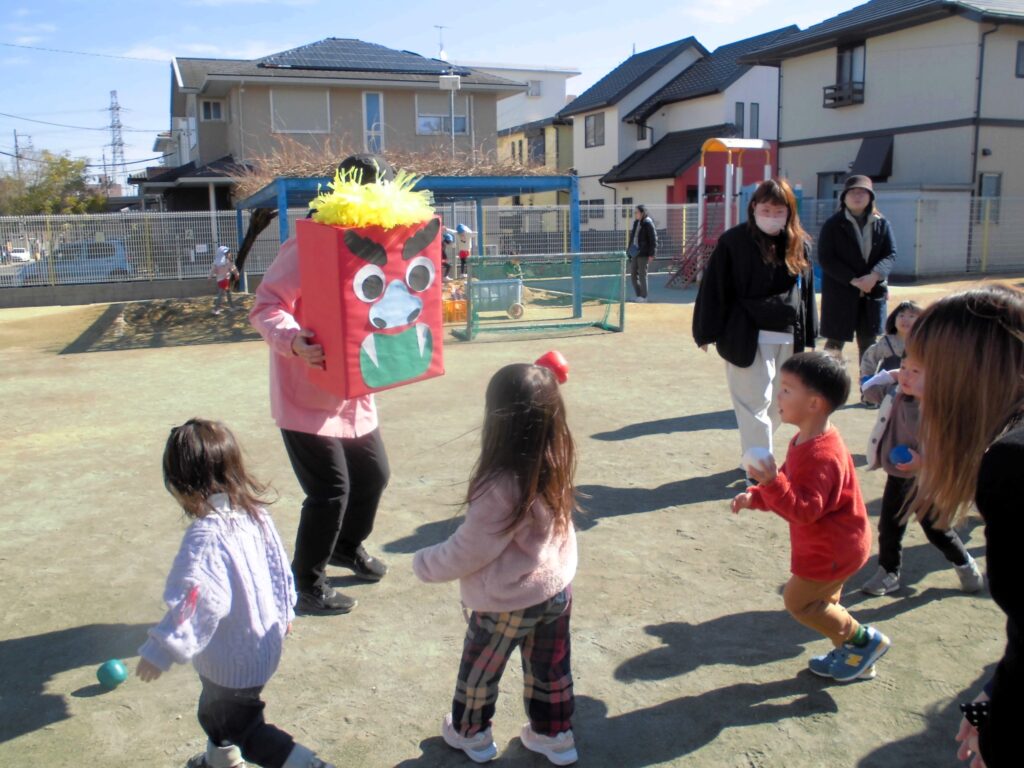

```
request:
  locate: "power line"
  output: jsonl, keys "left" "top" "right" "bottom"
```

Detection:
{"left": 0, "top": 41, "right": 166, "bottom": 62}
{"left": 0, "top": 111, "right": 162, "bottom": 133}
{"left": 0, "top": 149, "right": 174, "bottom": 168}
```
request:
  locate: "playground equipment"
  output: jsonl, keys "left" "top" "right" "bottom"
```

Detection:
{"left": 667, "top": 138, "right": 774, "bottom": 289}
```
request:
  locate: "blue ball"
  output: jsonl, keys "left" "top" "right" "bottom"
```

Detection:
{"left": 889, "top": 445, "right": 913, "bottom": 465}
{"left": 97, "top": 659, "right": 128, "bottom": 689}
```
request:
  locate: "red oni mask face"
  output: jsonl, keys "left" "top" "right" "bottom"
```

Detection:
{"left": 296, "top": 216, "right": 444, "bottom": 399}
{"left": 343, "top": 218, "right": 441, "bottom": 390}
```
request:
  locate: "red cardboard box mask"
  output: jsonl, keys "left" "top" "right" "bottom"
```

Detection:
{"left": 296, "top": 216, "right": 445, "bottom": 399}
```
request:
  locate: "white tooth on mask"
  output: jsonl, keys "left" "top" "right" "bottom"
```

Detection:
{"left": 416, "top": 324, "right": 428, "bottom": 356}
{"left": 361, "top": 334, "right": 379, "bottom": 367}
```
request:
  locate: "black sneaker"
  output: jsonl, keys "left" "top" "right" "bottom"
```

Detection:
{"left": 329, "top": 545, "right": 389, "bottom": 582}
{"left": 295, "top": 586, "right": 356, "bottom": 615}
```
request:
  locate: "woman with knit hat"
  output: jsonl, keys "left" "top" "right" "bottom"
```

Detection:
{"left": 817, "top": 175, "right": 897, "bottom": 362}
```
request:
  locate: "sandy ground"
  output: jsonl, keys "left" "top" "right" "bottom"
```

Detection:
{"left": 0, "top": 274, "right": 1017, "bottom": 768}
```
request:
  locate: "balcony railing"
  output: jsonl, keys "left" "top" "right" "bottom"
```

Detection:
{"left": 823, "top": 81, "right": 865, "bottom": 108}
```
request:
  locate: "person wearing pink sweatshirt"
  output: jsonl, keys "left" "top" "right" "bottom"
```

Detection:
{"left": 249, "top": 155, "right": 393, "bottom": 617}
{"left": 414, "top": 361, "right": 579, "bottom": 766}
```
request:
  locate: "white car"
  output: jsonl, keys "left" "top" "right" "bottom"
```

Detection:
{"left": 9, "top": 247, "right": 31, "bottom": 263}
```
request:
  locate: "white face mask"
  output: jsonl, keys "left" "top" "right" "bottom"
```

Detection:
{"left": 754, "top": 214, "right": 788, "bottom": 236}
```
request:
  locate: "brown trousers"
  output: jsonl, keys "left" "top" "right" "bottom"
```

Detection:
{"left": 783, "top": 575, "right": 860, "bottom": 647}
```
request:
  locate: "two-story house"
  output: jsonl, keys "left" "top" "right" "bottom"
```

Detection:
{"left": 557, "top": 29, "right": 796, "bottom": 226}
{"left": 741, "top": 0, "right": 1024, "bottom": 201}
{"left": 137, "top": 38, "right": 524, "bottom": 210}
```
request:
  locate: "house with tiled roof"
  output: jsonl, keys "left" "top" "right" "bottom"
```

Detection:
{"left": 137, "top": 37, "right": 525, "bottom": 209}
{"left": 741, "top": 0, "right": 1024, "bottom": 201}
{"left": 556, "top": 29, "right": 797, "bottom": 224}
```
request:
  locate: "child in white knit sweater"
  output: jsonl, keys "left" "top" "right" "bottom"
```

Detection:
{"left": 137, "top": 419, "right": 335, "bottom": 768}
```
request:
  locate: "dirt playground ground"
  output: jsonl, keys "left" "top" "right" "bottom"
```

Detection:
{"left": 0, "top": 275, "right": 1018, "bottom": 767}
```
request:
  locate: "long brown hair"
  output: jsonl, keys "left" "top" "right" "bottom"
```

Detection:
{"left": 746, "top": 177, "right": 811, "bottom": 276}
{"left": 468, "top": 363, "right": 576, "bottom": 534}
{"left": 906, "top": 285, "right": 1024, "bottom": 527}
{"left": 163, "top": 418, "right": 275, "bottom": 520}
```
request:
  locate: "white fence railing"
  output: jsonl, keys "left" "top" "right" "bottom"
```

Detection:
{"left": 1, "top": 195, "right": 1021, "bottom": 288}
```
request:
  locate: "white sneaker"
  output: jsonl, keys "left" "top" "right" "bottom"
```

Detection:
{"left": 520, "top": 724, "right": 578, "bottom": 765}
{"left": 955, "top": 557, "right": 985, "bottom": 592}
{"left": 860, "top": 566, "right": 900, "bottom": 596}
{"left": 441, "top": 713, "right": 497, "bottom": 763}
{"left": 634, "top": 297, "right": 646, "bottom": 303}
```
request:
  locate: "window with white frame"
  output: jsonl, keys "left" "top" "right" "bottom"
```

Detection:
{"left": 201, "top": 100, "right": 224, "bottom": 121}
{"left": 979, "top": 172, "right": 1002, "bottom": 223}
{"left": 527, "top": 80, "right": 542, "bottom": 97}
{"left": 271, "top": 89, "right": 330, "bottom": 133}
{"left": 750, "top": 103, "right": 760, "bottom": 139}
{"left": 364, "top": 92, "right": 384, "bottom": 152}
{"left": 585, "top": 113, "right": 605, "bottom": 148}
{"left": 416, "top": 93, "right": 467, "bottom": 135}
{"left": 621, "top": 196, "right": 633, "bottom": 219}
{"left": 1017, "top": 41, "right": 1024, "bottom": 77}
{"left": 734, "top": 102, "right": 745, "bottom": 137}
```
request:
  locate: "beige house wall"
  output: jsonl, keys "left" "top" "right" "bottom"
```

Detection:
{"left": 779, "top": 16, "right": 978, "bottom": 142}
{"left": 224, "top": 84, "right": 498, "bottom": 162}
{"left": 978, "top": 126, "right": 1024, "bottom": 197}
{"left": 980, "top": 28, "right": 1024, "bottom": 120}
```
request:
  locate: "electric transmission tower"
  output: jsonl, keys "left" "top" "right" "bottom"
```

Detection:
{"left": 108, "top": 90, "right": 126, "bottom": 191}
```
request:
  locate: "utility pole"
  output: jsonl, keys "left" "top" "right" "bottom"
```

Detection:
{"left": 108, "top": 90, "right": 126, "bottom": 192}
{"left": 12, "top": 130, "right": 21, "bottom": 180}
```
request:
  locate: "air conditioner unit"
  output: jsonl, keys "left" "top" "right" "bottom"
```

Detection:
{"left": 439, "top": 75, "right": 461, "bottom": 91}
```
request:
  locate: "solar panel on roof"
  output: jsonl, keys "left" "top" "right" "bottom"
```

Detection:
{"left": 258, "top": 38, "right": 469, "bottom": 75}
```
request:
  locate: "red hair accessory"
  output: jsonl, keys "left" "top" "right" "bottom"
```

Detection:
{"left": 535, "top": 350, "right": 569, "bottom": 384}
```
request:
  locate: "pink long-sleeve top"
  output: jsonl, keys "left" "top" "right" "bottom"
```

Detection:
{"left": 249, "top": 237, "right": 377, "bottom": 438}
{"left": 748, "top": 427, "right": 871, "bottom": 582}
{"left": 413, "top": 474, "right": 578, "bottom": 612}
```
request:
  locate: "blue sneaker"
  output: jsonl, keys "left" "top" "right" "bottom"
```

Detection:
{"left": 807, "top": 649, "right": 876, "bottom": 680}
{"left": 829, "top": 627, "right": 890, "bottom": 682}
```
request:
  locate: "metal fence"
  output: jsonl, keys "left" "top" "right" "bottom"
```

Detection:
{"left": 2, "top": 195, "right": 1022, "bottom": 288}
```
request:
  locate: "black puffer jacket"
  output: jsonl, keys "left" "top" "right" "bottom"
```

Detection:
{"left": 817, "top": 210, "right": 896, "bottom": 341}
{"left": 629, "top": 216, "right": 658, "bottom": 258}
{"left": 693, "top": 223, "right": 817, "bottom": 368}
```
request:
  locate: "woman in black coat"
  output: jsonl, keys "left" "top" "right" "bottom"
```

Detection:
{"left": 693, "top": 178, "right": 817, "bottom": 465}
{"left": 817, "top": 175, "right": 897, "bottom": 362}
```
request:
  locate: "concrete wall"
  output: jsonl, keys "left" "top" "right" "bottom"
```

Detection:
{"left": 0, "top": 278, "right": 231, "bottom": 310}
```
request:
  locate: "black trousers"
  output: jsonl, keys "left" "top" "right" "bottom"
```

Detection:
{"left": 198, "top": 677, "right": 294, "bottom": 768}
{"left": 825, "top": 296, "right": 884, "bottom": 363}
{"left": 877, "top": 474, "right": 970, "bottom": 574}
{"left": 281, "top": 427, "right": 390, "bottom": 593}
{"left": 630, "top": 255, "right": 649, "bottom": 299}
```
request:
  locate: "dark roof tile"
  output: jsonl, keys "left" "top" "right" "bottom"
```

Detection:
{"left": 625, "top": 27, "right": 798, "bottom": 123}
{"left": 558, "top": 37, "right": 707, "bottom": 118}
{"left": 602, "top": 123, "right": 738, "bottom": 183}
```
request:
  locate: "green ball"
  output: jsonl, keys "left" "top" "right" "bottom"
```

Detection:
{"left": 97, "top": 659, "right": 128, "bottom": 689}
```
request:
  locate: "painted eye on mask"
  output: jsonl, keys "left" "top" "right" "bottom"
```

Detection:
{"left": 405, "top": 256, "right": 435, "bottom": 293}
{"left": 353, "top": 264, "right": 385, "bottom": 303}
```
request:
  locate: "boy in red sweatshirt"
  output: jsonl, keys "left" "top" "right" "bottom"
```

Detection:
{"left": 732, "top": 351, "right": 890, "bottom": 682}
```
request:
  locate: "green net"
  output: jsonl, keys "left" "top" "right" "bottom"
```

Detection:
{"left": 445, "top": 253, "right": 626, "bottom": 341}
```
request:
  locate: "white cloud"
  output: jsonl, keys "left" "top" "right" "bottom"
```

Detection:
{"left": 6, "top": 21, "right": 57, "bottom": 34}
{"left": 13, "top": 35, "right": 42, "bottom": 45}
{"left": 123, "top": 39, "right": 291, "bottom": 61}
{"left": 13, "top": 8, "right": 31, "bottom": 17}
{"left": 0, "top": 56, "right": 29, "bottom": 66}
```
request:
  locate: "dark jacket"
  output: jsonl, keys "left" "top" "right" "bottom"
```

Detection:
{"left": 817, "top": 210, "right": 896, "bottom": 341}
{"left": 628, "top": 216, "right": 658, "bottom": 258}
{"left": 976, "top": 421, "right": 1024, "bottom": 767}
{"left": 692, "top": 223, "right": 817, "bottom": 368}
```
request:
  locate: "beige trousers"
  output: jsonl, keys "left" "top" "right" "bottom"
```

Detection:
{"left": 783, "top": 575, "right": 861, "bottom": 647}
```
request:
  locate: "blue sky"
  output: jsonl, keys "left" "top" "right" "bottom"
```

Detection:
{"left": 1, "top": 0, "right": 855, "bottom": 183}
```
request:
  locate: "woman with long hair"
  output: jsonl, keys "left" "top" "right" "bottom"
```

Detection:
{"left": 904, "top": 285, "right": 1024, "bottom": 768}
{"left": 693, "top": 178, "right": 818, "bottom": 469}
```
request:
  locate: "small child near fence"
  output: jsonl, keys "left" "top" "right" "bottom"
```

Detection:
{"left": 209, "top": 246, "right": 239, "bottom": 315}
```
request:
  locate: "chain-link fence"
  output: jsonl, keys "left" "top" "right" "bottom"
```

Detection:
{"left": 2, "top": 196, "right": 1022, "bottom": 290}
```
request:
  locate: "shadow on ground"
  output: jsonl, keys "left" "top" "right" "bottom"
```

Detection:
{"left": 576, "top": 468, "right": 742, "bottom": 529}
{"left": 60, "top": 297, "right": 258, "bottom": 354}
{"left": 0, "top": 622, "right": 151, "bottom": 743}
{"left": 591, "top": 409, "right": 737, "bottom": 441}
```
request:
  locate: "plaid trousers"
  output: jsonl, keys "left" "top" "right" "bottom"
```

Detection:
{"left": 451, "top": 586, "right": 574, "bottom": 738}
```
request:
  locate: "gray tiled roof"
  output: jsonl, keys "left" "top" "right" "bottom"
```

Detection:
{"left": 602, "top": 123, "right": 738, "bottom": 183}
{"left": 624, "top": 27, "right": 799, "bottom": 124}
{"left": 558, "top": 37, "right": 708, "bottom": 118}
{"left": 741, "top": 0, "right": 1024, "bottom": 64}
{"left": 175, "top": 39, "right": 523, "bottom": 90}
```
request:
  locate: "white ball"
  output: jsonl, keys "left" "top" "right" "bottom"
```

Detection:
{"left": 742, "top": 447, "right": 774, "bottom": 474}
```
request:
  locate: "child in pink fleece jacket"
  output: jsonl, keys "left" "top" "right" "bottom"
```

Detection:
{"left": 414, "top": 360, "right": 579, "bottom": 766}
